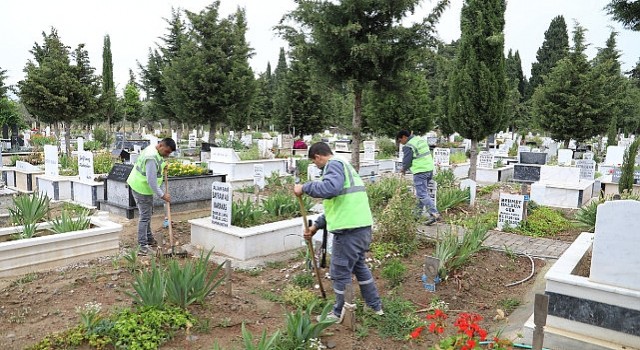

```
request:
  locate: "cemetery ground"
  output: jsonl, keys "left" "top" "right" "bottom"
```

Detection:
{"left": 0, "top": 184, "right": 587, "bottom": 350}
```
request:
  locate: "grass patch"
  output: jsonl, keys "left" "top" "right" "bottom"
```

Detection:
{"left": 361, "top": 296, "right": 423, "bottom": 340}
{"left": 506, "top": 206, "right": 574, "bottom": 237}
{"left": 498, "top": 298, "right": 521, "bottom": 314}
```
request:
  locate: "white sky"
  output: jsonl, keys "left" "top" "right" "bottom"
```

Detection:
{"left": 1, "top": 0, "right": 638, "bottom": 94}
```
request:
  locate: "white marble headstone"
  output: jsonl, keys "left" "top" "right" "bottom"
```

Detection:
{"left": 241, "top": 134, "right": 253, "bottom": 147}
{"left": 557, "top": 149, "right": 573, "bottom": 166}
{"left": 539, "top": 165, "right": 580, "bottom": 184}
{"left": 497, "top": 193, "right": 525, "bottom": 230}
{"left": 253, "top": 164, "right": 265, "bottom": 190}
{"left": 590, "top": 200, "right": 640, "bottom": 290}
{"left": 211, "top": 182, "right": 232, "bottom": 227}
{"left": 459, "top": 179, "right": 476, "bottom": 206}
{"left": 210, "top": 148, "right": 240, "bottom": 162}
{"left": 433, "top": 148, "right": 450, "bottom": 166}
{"left": 575, "top": 159, "right": 596, "bottom": 180}
{"left": 78, "top": 151, "right": 94, "bottom": 182}
{"left": 604, "top": 145, "right": 625, "bottom": 165}
{"left": 477, "top": 151, "right": 494, "bottom": 169}
{"left": 44, "top": 145, "right": 59, "bottom": 177}
{"left": 363, "top": 141, "right": 376, "bottom": 162}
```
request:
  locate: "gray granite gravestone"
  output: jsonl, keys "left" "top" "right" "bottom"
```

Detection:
{"left": 519, "top": 151, "right": 547, "bottom": 165}
{"left": 513, "top": 164, "right": 541, "bottom": 183}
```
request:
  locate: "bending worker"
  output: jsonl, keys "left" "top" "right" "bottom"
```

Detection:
{"left": 294, "top": 142, "right": 383, "bottom": 323}
{"left": 126, "top": 138, "right": 176, "bottom": 255}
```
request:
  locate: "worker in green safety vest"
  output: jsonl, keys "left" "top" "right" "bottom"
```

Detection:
{"left": 397, "top": 130, "right": 441, "bottom": 225}
{"left": 294, "top": 142, "right": 383, "bottom": 323}
{"left": 127, "top": 138, "right": 176, "bottom": 255}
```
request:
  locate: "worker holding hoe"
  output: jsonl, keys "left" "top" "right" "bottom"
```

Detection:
{"left": 294, "top": 142, "right": 383, "bottom": 323}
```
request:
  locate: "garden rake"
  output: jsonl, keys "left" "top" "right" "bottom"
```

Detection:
{"left": 297, "top": 194, "right": 326, "bottom": 299}
{"left": 162, "top": 168, "right": 187, "bottom": 258}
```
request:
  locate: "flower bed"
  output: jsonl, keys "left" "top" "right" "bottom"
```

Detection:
{"left": 0, "top": 214, "right": 122, "bottom": 278}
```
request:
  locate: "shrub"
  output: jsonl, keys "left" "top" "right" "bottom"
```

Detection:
{"left": 366, "top": 176, "right": 412, "bottom": 213}
{"left": 282, "top": 285, "right": 318, "bottom": 309}
{"left": 374, "top": 186, "right": 419, "bottom": 256}
{"left": 377, "top": 138, "right": 398, "bottom": 159}
{"left": 93, "top": 127, "right": 113, "bottom": 148}
{"left": 509, "top": 206, "right": 573, "bottom": 237}
{"left": 433, "top": 168, "right": 455, "bottom": 189}
{"left": 93, "top": 152, "right": 116, "bottom": 174}
{"left": 619, "top": 138, "right": 640, "bottom": 194}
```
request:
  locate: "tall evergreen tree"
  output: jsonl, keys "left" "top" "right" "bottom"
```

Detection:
{"left": 122, "top": 69, "right": 143, "bottom": 130}
{"left": 532, "top": 23, "right": 607, "bottom": 146}
{"left": 278, "top": 0, "right": 450, "bottom": 170}
{"left": 271, "top": 48, "right": 289, "bottom": 125}
{"left": 363, "top": 68, "right": 433, "bottom": 137}
{"left": 101, "top": 35, "right": 117, "bottom": 130}
{"left": 606, "top": 0, "right": 640, "bottom": 31}
{"left": 250, "top": 63, "right": 274, "bottom": 130}
{"left": 18, "top": 28, "right": 100, "bottom": 154}
{"left": 505, "top": 49, "right": 528, "bottom": 134}
{"left": 139, "top": 8, "right": 185, "bottom": 132}
{"left": 432, "top": 41, "right": 458, "bottom": 136}
{"left": 447, "top": 0, "right": 507, "bottom": 180}
{"left": 163, "top": 2, "right": 256, "bottom": 141}
{"left": 526, "top": 16, "right": 569, "bottom": 99}
{"left": 592, "top": 31, "right": 625, "bottom": 143}
{"left": 274, "top": 54, "right": 326, "bottom": 137}
{"left": 0, "top": 67, "right": 8, "bottom": 98}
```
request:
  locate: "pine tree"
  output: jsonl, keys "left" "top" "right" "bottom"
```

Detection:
{"left": 606, "top": 0, "right": 640, "bottom": 31}
{"left": 447, "top": 0, "right": 508, "bottom": 180}
{"left": 278, "top": 0, "right": 450, "bottom": 170}
{"left": 526, "top": 16, "right": 569, "bottom": 99}
{"left": 532, "top": 23, "right": 607, "bottom": 146}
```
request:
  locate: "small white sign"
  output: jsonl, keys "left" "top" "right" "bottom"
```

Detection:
{"left": 460, "top": 179, "right": 476, "bottom": 206}
{"left": 211, "top": 182, "right": 232, "bottom": 227}
{"left": 78, "top": 151, "right": 94, "bottom": 182}
{"left": 477, "top": 151, "right": 494, "bottom": 169}
{"left": 44, "top": 145, "right": 59, "bottom": 177}
{"left": 253, "top": 164, "right": 265, "bottom": 189}
{"left": 497, "top": 193, "right": 525, "bottom": 230}
{"left": 188, "top": 134, "right": 197, "bottom": 148}
{"left": 433, "top": 148, "right": 450, "bottom": 166}
{"left": 172, "top": 131, "right": 178, "bottom": 143}
{"left": 281, "top": 134, "right": 293, "bottom": 149}
{"left": 76, "top": 137, "right": 84, "bottom": 152}
{"left": 363, "top": 141, "right": 376, "bottom": 162}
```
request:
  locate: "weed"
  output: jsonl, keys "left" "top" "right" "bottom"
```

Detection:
{"left": 292, "top": 272, "right": 315, "bottom": 288}
{"left": 499, "top": 298, "right": 521, "bottom": 314}
{"left": 122, "top": 247, "right": 140, "bottom": 272}
{"left": 436, "top": 187, "right": 470, "bottom": 212}
{"left": 10, "top": 273, "right": 38, "bottom": 287}
{"left": 258, "top": 289, "right": 283, "bottom": 303}
{"left": 241, "top": 322, "right": 281, "bottom": 350}
{"left": 217, "top": 317, "right": 231, "bottom": 328}
{"left": 380, "top": 259, "right": 407, "bottom": 288}
{"left": 280, "top": 302, "right": 335, "bottom": 349}
{"left": 51, "top": 208, "right": 91, "bottom": 234}
{"left": 265, "top": 260, "right": 287, "bottom": 269}
{"left": 238, "top": 267, "right": 263, "bottom": 277}
{"left": 510, "top": 206, "right": 573, "bottom": 237}
{"left": 503, "top": 245, "right": 518, "bottom": 261}
{"left": 433, "top": 168, "right": 455, "bottom": 189}
{"left": 362, "top": 296, "right": 422, "bottom": 340}
{"left": 282, "top": 285, "right": 318, "bottom": 309}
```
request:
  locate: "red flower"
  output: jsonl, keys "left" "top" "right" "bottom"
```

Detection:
{"left": 410, "top": 326, "right": 425, "bottom": 339}
{"left": 436, "top": 326, "right": 444, "bottom": 334}
{"left": 467, "top": 339, "right": 476, "bottom": 348}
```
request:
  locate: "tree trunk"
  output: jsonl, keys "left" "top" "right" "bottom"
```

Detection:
{"left": 64, "top": 123, "right": 72, "bottom": 156}
{"left": 208, "top": 119, "right": 216, "bottom": 144}
{"left": 351, "top": 87, "right": 363, "bottom": 172}
{"left": 469, "top": 139, "right": 479, "bottom": 181}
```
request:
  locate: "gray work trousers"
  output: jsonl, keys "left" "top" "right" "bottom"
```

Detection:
{"left": 330, "top": 226, "right": 382, "bottom": 316}
{"left": 131, "top": 190, "right": 154, "bottom": 246}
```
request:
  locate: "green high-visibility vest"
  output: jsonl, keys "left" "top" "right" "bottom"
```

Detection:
{"left": 405, "top": 136, "right": 434, "bottom": 173}
{"left": 126, "top": 145, "right": 166, "bottom": 195}
{"left": 323, "top": 158, "right": 373, "bottom": 231}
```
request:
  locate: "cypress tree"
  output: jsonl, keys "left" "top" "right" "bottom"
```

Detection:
{"left": 447, "top": 0, "right": 507, "bottom": 180}
{"left": 619, "top": 138, "right": 640, "bottom": 194}
{"left": 101, "top": 34, "right": 117, "bottom": 131}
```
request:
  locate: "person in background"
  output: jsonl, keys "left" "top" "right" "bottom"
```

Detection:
{"left": 396, "top": 130, "right": 441, "bottom": 225}
{"left": 126, "top": 138, "right": 176, "bottom": 255}
{"left": 294, "top": 142, "right": 383, "bottom": 323}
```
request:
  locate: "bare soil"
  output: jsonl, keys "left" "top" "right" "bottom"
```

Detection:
{"left": 0, "top": 206, "right": 561, "bottom": 350}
